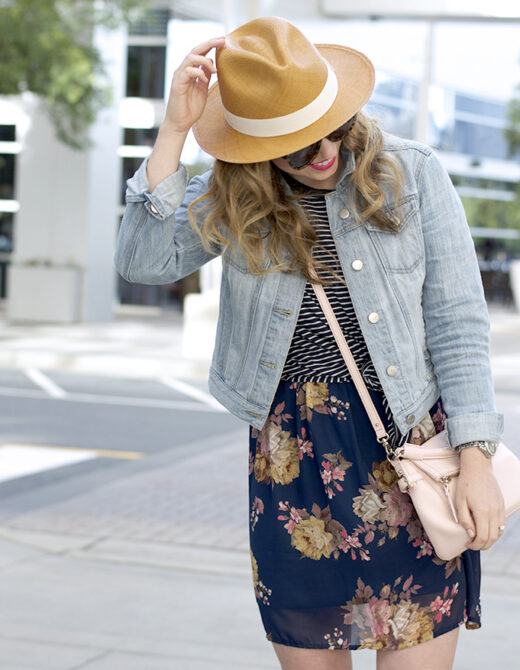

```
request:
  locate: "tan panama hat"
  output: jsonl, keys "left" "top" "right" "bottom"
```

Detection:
{"left": 193, "top": 16, "right": 375, "bottom": 164}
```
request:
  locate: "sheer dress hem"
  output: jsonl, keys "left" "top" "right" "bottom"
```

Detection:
{"left": 267, "top": 616, "right": 472, "bottom": 651}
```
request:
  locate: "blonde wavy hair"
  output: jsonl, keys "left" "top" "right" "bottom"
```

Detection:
{"left": 188, "top": 111, "right": 404, "bottom": 285}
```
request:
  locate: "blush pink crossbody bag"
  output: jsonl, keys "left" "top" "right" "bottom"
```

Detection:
{"left": 310, "top": 275, "right": 520, "bottom": 561}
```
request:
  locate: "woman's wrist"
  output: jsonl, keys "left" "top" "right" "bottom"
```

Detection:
{"left": 459, "top": 446, "right": 493, "bottom": 468}
{"left": 159, "top": 118, "right": 190, "bottom": 139}
{"left": 146, "top": 123, "right": 189, "bottom": 192}
{"left": 455, "top": 440, "right": 498, "bottom": 459}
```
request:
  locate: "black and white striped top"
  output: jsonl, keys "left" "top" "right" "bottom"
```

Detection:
{"left": 280, "top": 187, "right": 409, "bottom": 449}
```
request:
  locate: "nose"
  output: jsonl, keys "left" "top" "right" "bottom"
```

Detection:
{"left": 316, "top": 138, "right": 338, "bottom": 158}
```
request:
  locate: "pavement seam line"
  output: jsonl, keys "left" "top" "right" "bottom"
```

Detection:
{"left": 0, "top": 443, "right": 144, "bottom": 460}
{"left": 22, "top": 366, "right": 67, "bottom": 398}
{"left": 0, "top": 385, "right": 224, "bottom": 411}
{"left": 159, "top": 374, "right": 226, "bottom": 410}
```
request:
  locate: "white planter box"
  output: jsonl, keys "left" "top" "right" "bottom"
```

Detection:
{"left": 7, "top": 265, "right": 81, "bottom": 323}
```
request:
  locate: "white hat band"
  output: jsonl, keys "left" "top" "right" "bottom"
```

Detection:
{"left": 222, "top": 62, "right": 339, "bottom": 138}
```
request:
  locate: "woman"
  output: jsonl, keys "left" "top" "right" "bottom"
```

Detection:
{"left": 115, "top": 16, "right": 505, "bottom": 670}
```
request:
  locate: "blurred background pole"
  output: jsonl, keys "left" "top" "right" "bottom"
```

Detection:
{"left": 415, "top": 19, "right": 434, "bottom": 144}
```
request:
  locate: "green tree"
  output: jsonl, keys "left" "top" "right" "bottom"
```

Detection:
{"left": 0, "top": 0, "right": 150, "bottom": 149}
{"left": 505, "top": 81, "right": 520, "bottom": 157}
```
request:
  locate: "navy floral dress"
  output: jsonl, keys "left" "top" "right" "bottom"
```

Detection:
{"left": 247, "top": 185, "right": 481, "bottom": 651}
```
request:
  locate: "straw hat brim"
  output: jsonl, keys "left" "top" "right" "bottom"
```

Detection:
{"left": 192, "top": 44, "right": 375, "bottom": 164}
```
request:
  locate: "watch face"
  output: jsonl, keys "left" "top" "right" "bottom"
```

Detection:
{"left": 488, "top": 442, "right": 498, "bottom": 455}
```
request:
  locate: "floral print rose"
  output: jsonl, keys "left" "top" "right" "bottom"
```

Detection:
{"left": 278, "top": 501, "right": 374, "bottom": 562}
{"left": 268, "top": 424, "right": 300, "bottom": 485}
{"left": 338, "top": 576, "right": 435, "bottom": 650}
{"left": 291, "top": 515, "right": 335, "bottom": 560}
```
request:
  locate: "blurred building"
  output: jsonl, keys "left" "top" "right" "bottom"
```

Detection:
{"left": 1, "top": 1, "right": 520, "bottom": 320}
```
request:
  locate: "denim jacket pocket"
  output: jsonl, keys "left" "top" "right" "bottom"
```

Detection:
{"left": 365, "top": 194, "right": 424, "bottom": 273}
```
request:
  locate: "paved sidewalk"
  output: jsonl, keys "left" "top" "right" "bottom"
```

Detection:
{"left": 0, "top": 303, "right": 519, "bottom": 668}
{"left": 0, "top": 306, "right": 210, "bottom": 381}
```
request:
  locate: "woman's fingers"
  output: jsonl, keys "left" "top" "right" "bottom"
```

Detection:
{"left": 174, "top": 45, "right": 222, "bottom": 92}
{"left": 457, "top": 498, "right": 476, "bottom": 547}
{"left": 184, "top": 53, "right": 217, "bottom": 74}
{"left": 457, "top": 457, "right": 505, "bottom": 552}
{"left": 191, "top": 36, "right": 226, "bottom": 57}
{"left": 466, "top": 504, "right": 490, "bottom": 550}
{"left": 466, "top": 504, "right": 503, "bottom": 550}
{"left": 487, "top": 515, "right": 501, "bottom": 549}
{"left": 175, "top": 57, "right": 214, "bottom": 89}
{"left": 466, "top": 488, "right": 505, "bottom": 550}
{"left": 162, "top": 36, "right": 225, "bottom": 132}
{"left": 482, "top": 502, "right": 505, "bottom": 550}
{"left": 183, "top": 66, "right": 210, "bottom": 85}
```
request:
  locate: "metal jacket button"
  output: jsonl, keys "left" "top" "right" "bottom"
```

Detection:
{"left": 352, "top": 259, "right": 363, "bottom": 271}
{"left": 368, "top": 312, "right": 379, "bottom": 323}
{"left": 386, "top": 365, "right": 398, "bottom": 376}
{"left": 339, "top": 207, "right": 350, "bottom": 219}
{"left": 150, "top": 204, "right": 159, "bottom": 214}
{"left": 406, "top": 414, "right": 415, "bottom": 424}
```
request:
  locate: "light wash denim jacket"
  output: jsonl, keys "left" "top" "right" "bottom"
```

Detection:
{"left": 114, "top": 134, "right": 504, "bottom": 447}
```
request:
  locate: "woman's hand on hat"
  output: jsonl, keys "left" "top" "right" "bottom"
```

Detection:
{"left": 163, "top": 37, "right": 226, "bottom": 134}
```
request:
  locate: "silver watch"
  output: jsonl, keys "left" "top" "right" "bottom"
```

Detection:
{"left": 455, "top": 440, "right": 498, "bottom": 458}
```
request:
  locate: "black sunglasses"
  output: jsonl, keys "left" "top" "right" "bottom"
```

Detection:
{"left": 283, "top": 114, "right": 358, "bottom": 170}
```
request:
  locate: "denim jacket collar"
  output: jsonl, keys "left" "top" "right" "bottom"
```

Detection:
{"left": 336, "top": 143, "right": 356, "bottom": 188}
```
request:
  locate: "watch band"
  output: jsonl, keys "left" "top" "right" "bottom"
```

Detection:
{"left": 455, "top": 440, "right": 498, "bottom": 458}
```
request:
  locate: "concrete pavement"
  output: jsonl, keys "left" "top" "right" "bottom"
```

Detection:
{"left": 0, "top": 306, "right": 208, "bottom": 382}
{"left": 0, "top": 303, "right": 519, "bottom": 669}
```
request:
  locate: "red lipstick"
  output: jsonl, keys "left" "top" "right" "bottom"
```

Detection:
{"left": 309, "top": 156, "right": 336, "bottom": 171}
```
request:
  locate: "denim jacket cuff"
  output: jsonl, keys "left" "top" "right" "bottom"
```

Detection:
{"left": 445, "top": 411, "right": 505, "bottom": 448}
{"left": 125, "top": 156, "right": 190, "bottom": 220}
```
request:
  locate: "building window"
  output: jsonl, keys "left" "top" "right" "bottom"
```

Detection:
{"left": 0, "top": 211, "right": 13, "bottom": 253}
{"left": 374, "top": 78, "right": 419, "bottom": 104}
{"left": 128, "top": 8, "right": 170, "bottom": 37}
{"left": 0, "top": 123, "right": 16, "bottom": 200}
{"left": 0, "top": 212, "right": 13, "bottom": 299}
{"left": 123, "top": 127, "right": 159, "bottom": 147}
{"left": 126, "top": 46, "right": 166, "bottom": 98}
{"left": 0, "top": 125, "right": 15, "bottom": 142}
{"left": 0, "top": 154, "right": 15, "bottom": 200}
{"left": 439, "top": 120, "right": 510, "bottom": 161}
{"left": 367, "top": 75, "right": 418, "bottom": 139}
{"left": 366, "top": 101, "right": 416, "bottom": 140}
{"left": 455, "top": 94, "right": 505, "bottom": 120}
{"left": 0, "top": 123, "right": 16, "bottom": 299}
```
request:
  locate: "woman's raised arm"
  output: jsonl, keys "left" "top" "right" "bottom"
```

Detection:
{"left": 146, "top": 36, "right": 225, "bottom": 191}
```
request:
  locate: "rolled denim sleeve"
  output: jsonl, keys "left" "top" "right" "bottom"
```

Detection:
{"left": 418, "top": 149, "right": 504, "bottom": 447}
{"left": 114, "top": 156, "right": 221, "bottom": 284}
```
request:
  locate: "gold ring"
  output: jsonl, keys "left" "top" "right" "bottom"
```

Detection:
{"left": 498, "top": 524, "right": 505, "bottom": 532}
